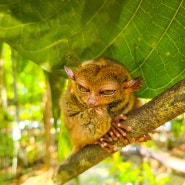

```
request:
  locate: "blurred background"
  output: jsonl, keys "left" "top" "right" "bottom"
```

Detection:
{"left": 0, "top": 43, "right": 185, "bottom": 185}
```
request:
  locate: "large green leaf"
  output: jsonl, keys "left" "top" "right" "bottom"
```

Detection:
{"left": 0, "top": 0, "right": 184, "bottom": 98}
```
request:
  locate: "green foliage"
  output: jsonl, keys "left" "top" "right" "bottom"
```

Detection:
{"left": 2, "top": 44, "right": 46, "bottom": 121}
{"left": 58, "top": 122, "right": 72, "bottom": 161}
{"left": 0, "top": 44, "right": 47, "bottom": 171}
{"left": 171, "top": 118, "right": 184, "bottom": 137}
{"left": 0, "top": 0, "right": 184, "bottom": 98}
{"left": 0, "top": 133, "right": 13, "bottom": 158}
{"left": 0, "top": 175, "right": 10, "bottom": 185}
{"left": 47, "top": 73, "right": 66, "bottom": 128}
{"left": 105, "top": 152, "right": 170, "bottom": 185}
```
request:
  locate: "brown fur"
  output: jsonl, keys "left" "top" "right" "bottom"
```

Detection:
{"left": 61, "top": 58, "right": 142, "bottom": 153}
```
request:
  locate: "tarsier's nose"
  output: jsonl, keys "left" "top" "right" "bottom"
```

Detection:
{"left": 87, "top": 95, "right": 99, "bottom": 108}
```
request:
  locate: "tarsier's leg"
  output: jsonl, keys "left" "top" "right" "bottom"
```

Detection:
{"left": 97, "top": 114, "right": 151, "bottom": 153}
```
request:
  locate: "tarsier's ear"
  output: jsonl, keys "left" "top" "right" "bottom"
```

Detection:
{"left": 125, "top": 76, "right": 142, "bottom": 92}
{"left": 64, "top": 66, "right": 75, "bottom": 80}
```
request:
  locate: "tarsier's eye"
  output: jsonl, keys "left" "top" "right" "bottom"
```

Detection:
{"left": 122, "top": 76, "right": 128, "bottom": 83}
{"left": 100, "top": 90, "right": 116, "bottom": 96}
{"left": 77, "top": 84, "right": 90, "bottom": 93}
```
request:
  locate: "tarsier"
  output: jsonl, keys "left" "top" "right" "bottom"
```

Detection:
{"left": 61, "top": 58, "right": 146, "bottom": 154}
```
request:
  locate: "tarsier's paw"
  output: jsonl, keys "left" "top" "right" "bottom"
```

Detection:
{"left": 95, "top": 114, "right": 134, "bottom": 153}
{"left": 97, "top": 132, "right": 151, "bottom": 153}
{"left": 110, "top": 122, "right": 152, "bottom": 144}
{"left": 110, "top": 114, "right": 152, "bottom": 144}
{"left": 96, "top": 139, "right": 116, "bottom": 153}
{"left": 96, "top": 130, "right": 135, "bottom": 153}
{"left": 96, "top": 114, "right": 152, "bottom": 153}
{"left": 107, "top": 114, "right": 134, "bottom": 144}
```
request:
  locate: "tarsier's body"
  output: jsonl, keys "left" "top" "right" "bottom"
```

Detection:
{"left": 61, "top": 58, "right": 142, "bottom": 153}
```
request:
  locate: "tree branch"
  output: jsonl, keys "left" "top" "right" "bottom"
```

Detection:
{"left": 53, "top": 78, "right": 185, "bottom": 185}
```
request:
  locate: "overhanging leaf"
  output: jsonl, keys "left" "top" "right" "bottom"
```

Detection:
{"left": 0, "top": 0, "right": 184, "bottom": 98}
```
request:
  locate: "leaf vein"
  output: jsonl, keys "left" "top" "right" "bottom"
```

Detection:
{"left": 98, "top": 0, "right": 143, "bottom": 56}
{"left": 132, "top": 0, "right": 184, "bottom": 74}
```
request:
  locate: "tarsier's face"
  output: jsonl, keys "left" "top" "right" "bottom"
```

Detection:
{"left": 66, "top": 58, "right": 132, "bottom": 108}
{"left": 74, "top": 77, "right": 123, "bottom": 108}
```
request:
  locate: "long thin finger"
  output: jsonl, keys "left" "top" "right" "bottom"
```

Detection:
{"left": 108, "top": 128, "right": 118, "bottom": 141}
{"left": 96, "top": 141, "right": 115, "bottom": 153}
{"left": 117, "top": 122, "right": 132, "bottom": 132}
{"left": 117, "top": 135, "right": 128, "bottom": 145}
{"left": 111, "top": 125, "right": 122, "bottom": 138}
{"left": 112, "top": 123, "right": 135, "bottom": 144}
{"left": 99, "top": 134, "right": 113, "bottom": 142}
{"left": 124, "top": 134, "right": 135, "bottom": 143}
{"left": 113, "top": 114, "right": 127, "bottom": 123}
{"left": 112, "top": 123, "right": 127, "bottom": 137}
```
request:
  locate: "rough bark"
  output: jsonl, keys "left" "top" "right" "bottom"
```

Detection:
{"left": 53, "top": 78, "right": 185, "bottom": 185}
